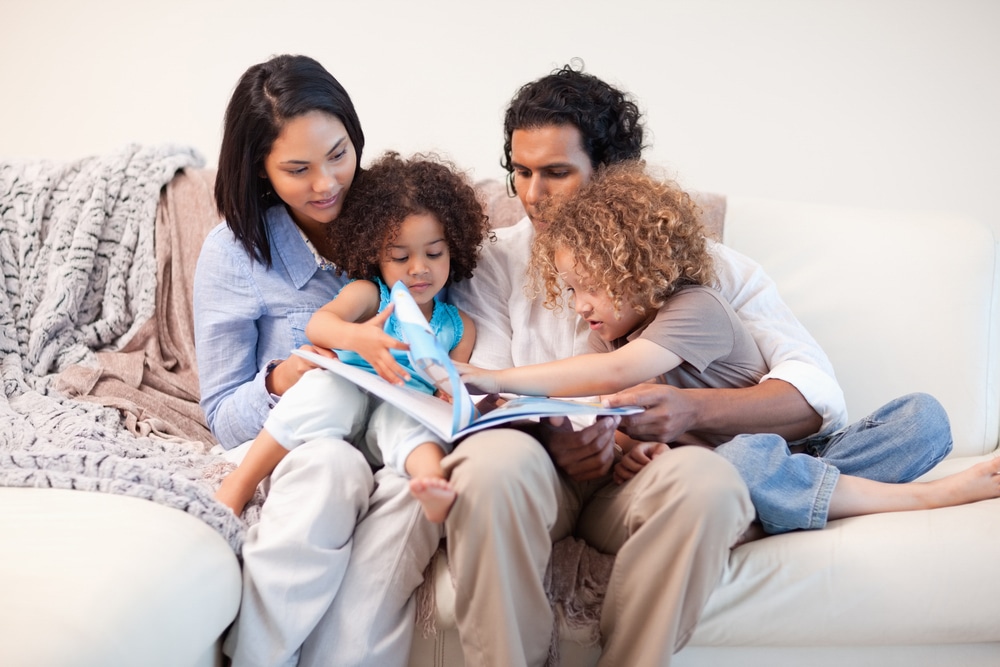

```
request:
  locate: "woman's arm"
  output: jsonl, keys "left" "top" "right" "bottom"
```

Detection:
{"left": 194, "top": 231, "right": 276, "bottom": 448}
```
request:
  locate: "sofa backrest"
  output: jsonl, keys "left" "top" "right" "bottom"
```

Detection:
{"left": 724, "top": 197, "right": 1000, "bottom": 458}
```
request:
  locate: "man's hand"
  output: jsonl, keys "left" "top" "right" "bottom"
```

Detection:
{"left": 265, "top": 344, "right": 339, "bottom": 396}
{"left": 474, "top": 393, "right": 507, "bottom": 415}
{"left": 603, "top": 383, "right": 697, "bottom": 444}
{"left": 538, "top": 414, "right": 621, "bottom": 482}
{"left": 605, "top": 379, "right": 823, "bottom": 443}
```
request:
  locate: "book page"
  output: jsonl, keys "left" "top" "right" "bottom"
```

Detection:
{"left": 389, "top": 281, "right": 477, "bottom": 433}
{"left": 293, "top": 350, "right": 459, "bottom": 442}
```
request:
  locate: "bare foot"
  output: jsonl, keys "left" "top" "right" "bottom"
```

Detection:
{"left": 409, "top": 476, "right": 457, "bottom": 523}
{"left": 927, "top": 456, "right": 1000, "bottom": 507}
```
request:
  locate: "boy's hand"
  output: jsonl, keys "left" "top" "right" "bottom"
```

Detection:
{"left": 455, "top": 361, "right": 502, "bottom": 395}
{"left": 613, "top": 442, "right": 669, "bottom": 484}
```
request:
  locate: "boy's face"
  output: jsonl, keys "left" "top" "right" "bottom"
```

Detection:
{"left": 379, "top": 212, "right": 450, "bottom": 318}
{"left": 554, "top": 247, "right": 644, "bottom": 343}
{"left": 510, "top": 124, "right": 593, "bottom": 226}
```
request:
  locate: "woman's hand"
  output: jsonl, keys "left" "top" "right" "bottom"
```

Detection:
{"left": 265, "top": 344, "right": 339, "bottom": 396}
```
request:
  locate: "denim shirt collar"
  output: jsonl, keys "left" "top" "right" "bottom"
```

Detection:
{"left": 266, "top": 206, "right": 322, "bottom": 289}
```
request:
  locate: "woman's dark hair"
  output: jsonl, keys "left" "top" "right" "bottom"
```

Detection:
{"left": 501, "top": 60, "right": 645, "bottom": 195}
{"left": 215, "top": 54, "right": 365, "bottom": 266}
{"left": 327, "top": 151, "right": 492, "bottom": 284}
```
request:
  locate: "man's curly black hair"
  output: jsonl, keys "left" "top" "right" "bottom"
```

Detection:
{"left": 501, "top": 60, "right": 646, "bottom": 194}
{"left": 326, "top": 151, "right": 492, "bottom": 283}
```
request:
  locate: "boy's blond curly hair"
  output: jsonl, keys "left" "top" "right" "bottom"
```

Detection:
{"left": 529, "top": 161, "right": 715, "bottom": 318}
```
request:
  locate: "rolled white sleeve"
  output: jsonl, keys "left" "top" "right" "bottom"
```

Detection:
{"left": 711, "top": 241, "right": 848, "bottom": 435}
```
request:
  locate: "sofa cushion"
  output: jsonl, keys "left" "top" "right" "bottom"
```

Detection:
{"left": 0, "top": 488, "right": 241, "bottom": 667}
{"left": 723, "top": 198, "right": 1000, "bottom": 458}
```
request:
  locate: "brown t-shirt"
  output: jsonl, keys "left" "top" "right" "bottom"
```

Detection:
{"left": 589, "top": 285, "right": 767, "bottom": 391}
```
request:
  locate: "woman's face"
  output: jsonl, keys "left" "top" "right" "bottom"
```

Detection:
{"left": 263, "top": 110, "right": 357, "bottom": 234}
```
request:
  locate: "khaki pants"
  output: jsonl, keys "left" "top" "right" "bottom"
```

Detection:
{"left": 443, "top": 430, "right": 753, "bottom": 667}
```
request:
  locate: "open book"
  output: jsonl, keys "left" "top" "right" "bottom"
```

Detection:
{"left": 293, "top": 281, "right": 641, "bottom": 443}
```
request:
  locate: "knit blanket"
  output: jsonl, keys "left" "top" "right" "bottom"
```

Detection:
{"left": 0, "top": 145, "right": 248, "bottom": 552}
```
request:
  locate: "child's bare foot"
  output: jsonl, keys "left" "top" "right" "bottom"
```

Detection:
{"left": 409, "top": 476, "right": 457, "bottom": 523}
{"left": 927, "top": 456, "right": 1000, "bottom": 507}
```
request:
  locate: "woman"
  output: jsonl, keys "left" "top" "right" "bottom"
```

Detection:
{"left": 193, "top": 54, "right": 439, "bottom": 667}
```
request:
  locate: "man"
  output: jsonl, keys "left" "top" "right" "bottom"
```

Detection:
{"left": 444, "top": 64, "right": 846, "bottom": 666}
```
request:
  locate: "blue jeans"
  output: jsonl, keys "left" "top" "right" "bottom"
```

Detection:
{"left": 715, "top": 392, "right": 952, "bottom": 534}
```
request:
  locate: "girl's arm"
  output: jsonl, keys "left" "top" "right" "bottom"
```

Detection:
{"left": 460, "top": 338, "right": 680, "bottom": 397}
{"left": 449, "top": 310, "right": 477, "bottom": 364}
{"left": 305, "top": 281, "right": 413, "bottom": 384}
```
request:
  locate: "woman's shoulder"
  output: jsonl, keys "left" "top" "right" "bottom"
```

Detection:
{"left": 197, "top": 221, "right": 247, "bottom": 271}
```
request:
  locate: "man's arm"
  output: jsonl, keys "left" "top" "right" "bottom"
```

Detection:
{"left": 711, "top": 241, "right": 848, "bottom": 435}
{"left": 606, "top": 379, "right": 821, "bottom": 445}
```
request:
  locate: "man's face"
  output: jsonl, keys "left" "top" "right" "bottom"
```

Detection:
{"left": 510, "top": 124, "right": 594, "bottom": 226}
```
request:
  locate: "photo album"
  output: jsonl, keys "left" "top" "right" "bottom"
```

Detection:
{"left": 293, "top": 281, "right": 642, "bottom": 443}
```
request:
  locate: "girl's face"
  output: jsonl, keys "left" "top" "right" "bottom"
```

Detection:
{"left": 379, "top": 213, "right": 451, "bottom": 317}
{"left": 554, "top": 246, "right": 645, "bottom": 342}
{"left": 263, "top": 110, "right": 357, "bottom": 233}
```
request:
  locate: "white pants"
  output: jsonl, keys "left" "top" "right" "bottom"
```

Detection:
{"left": 222, "top": 433, "right": 442, "bottom": 666}
{"left": 265, "top": 368, "right": 449, "bottom": 475}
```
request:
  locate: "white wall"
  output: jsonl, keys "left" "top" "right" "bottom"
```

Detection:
{"left": 3, "top": 0, "right": 998, "bottom": 233}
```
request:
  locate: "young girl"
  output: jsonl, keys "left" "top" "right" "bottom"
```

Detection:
{"left": 215, "top": 151, "right": 491, "bottom": 524}
{"left": 460, "top": 161, "right": 1000, "bottom": 534}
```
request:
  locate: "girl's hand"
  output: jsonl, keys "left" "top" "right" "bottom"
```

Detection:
{"left": 455, "top": 361, "right": 503, "bottom": 395}
{"left": 351, "top": 305, "right": 413, "bottom": 385}
{"left": 613, "top": 442, "right": 669, "bottom": 485}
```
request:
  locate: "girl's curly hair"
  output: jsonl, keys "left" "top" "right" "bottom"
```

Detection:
{"left": 529, "top": 161, "right": 715, "bottom": 319}
{"left": 327, "top": 151, "right": 492, "bottom": 282}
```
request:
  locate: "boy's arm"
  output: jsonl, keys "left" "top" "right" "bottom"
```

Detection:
{"left": 460, "top": 339, "right": 680, "bottom": 397}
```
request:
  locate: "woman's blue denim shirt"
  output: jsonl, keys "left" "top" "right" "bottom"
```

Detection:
{"left": 193, "top": 206, "right": 348, "bottom": 449}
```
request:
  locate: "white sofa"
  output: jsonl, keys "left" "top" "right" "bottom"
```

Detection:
{"left": 2, "top": 171, "right": 998, "bottom": 667}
